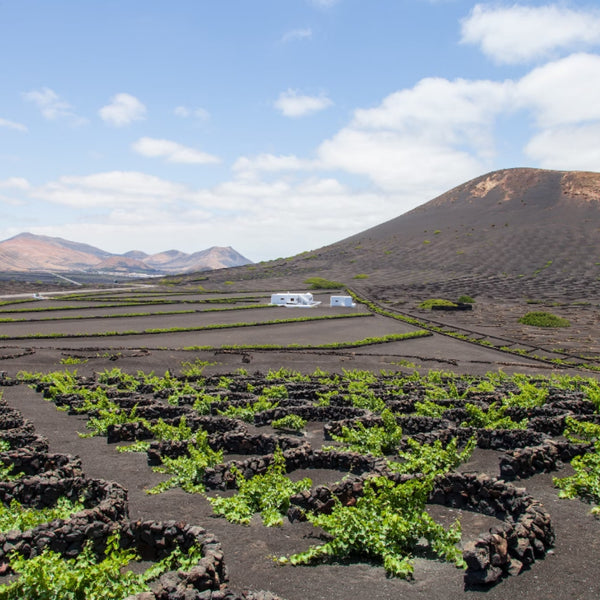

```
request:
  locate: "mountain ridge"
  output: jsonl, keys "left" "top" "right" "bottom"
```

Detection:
{"left": 0, "top": 233, "right": 252, "bottom": 275}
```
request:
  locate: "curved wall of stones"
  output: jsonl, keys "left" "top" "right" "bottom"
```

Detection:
{"left": 431, "top": 472, "right": 554, "bottom": 586}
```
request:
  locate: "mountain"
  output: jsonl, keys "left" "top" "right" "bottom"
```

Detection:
{"left": 203, "top": 168, "right": 600, "bottom": 300}
{"left": 0, "top": 233, "right": 252, "bottom": 275}
{"left": 147, "top": 247, "right": 256, "bottom": 272}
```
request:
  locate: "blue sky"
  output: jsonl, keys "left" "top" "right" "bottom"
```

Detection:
{"left": 1, "top": 0, "right": 600, "bottom": 262}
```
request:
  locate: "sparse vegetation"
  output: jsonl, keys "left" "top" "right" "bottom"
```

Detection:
{"left": 271, "top": 414, "right": 307, "bottom": 432}
{"left": 303, "top": 277, "right": 344, "bottom": 289}
{"left": 0, "top": 531, "right": 204, "bottom": 600}
{"left": 60, "top": 356, "right": 88, "bottom": 364}
{"left": 208, "top": 448, "right": 311, "bottom": 526}
{"left": 554, "top": 418, "right": 600, "bottom": 515}
{"left": 519, "top": 311, "right": 571, "bottom": 328}
{"left": 282, "top": 475, "right": 465, "bottom": 578}
{"left": 419, "top": 299, "right": 457, "bottom": 309}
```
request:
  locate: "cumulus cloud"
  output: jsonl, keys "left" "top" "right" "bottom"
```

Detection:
{"left": 516, "top": 53, "right": 600, "bottom": 127}
{"left": 0, "top": 177, "right": 30, "bottom": 190}
{"left": 525, "top": 124, "right": 600, "bottom": 171}
{"left": 174, "top": 106, "right": 210, "bottom": 120}
{"left": 280, "top": 28, "right": 312, "bottom": 43}
{"left": 22, "top": 88, "right": 86, "bottom": 124}
{"left": 131, "top": 137, "right": 220, "bottom": 165}
{"left": 32, "top": 171, "right": 186, "bottom": 208}
{"left": 313, "top": 53, "right": 600, "bottom": 193}
{"left": 317, "top": 77, "right": 514, "bottom": 194}
{"left": 274, "top": 89, "right": 333, "bottom": 117}
{"left": 319, "top": 129, "right": 485, "bottom": 197}
{"left": 461, "top": 4, "right": 600, "bottom": 64}
{"left": 23, "top": 168, "right": 388, "bottom": 259}
{"left": 232, "top": 153, "right": 315, "bottom": 176}
{"left": 99, "top": 93, "right": 146, "bottom": 126}
{"left": 352, "top": 77, "right": 512, "bottom": 147}
{"left": 0, "top": 118, "right": 27, "bottom": 132}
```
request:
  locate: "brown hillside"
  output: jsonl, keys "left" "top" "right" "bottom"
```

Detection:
{"left": 0, "top": 232, "right": 105, "bottom": 271}
{"left": 203, "top": 168, "right": 600, "bottom": 301}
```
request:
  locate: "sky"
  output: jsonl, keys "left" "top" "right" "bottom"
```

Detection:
{"left": 1, "top": 0, "right": 600, "bottom": 263}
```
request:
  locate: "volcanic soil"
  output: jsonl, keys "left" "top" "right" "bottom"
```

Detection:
{"left": 1, "top": 168, "right": 600, "bottom": 598}
{"left": 1, "top": 281, "right": 599, "bottom": 599}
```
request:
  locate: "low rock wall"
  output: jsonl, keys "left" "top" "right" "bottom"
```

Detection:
{"left": 203, "top": 447, "right": 388, "bottom": 491}
{"left": 257, "top": 405, "right": 366, "bottom": 426}
{"left": 0, "top": 476, "right": 128, "bottom": 561}
{"left": 146, "top": 431, "right": 306, "bottom": 467}
{"left": 0, "top": 449, "right": 82, "bottom": 478}
{"left": 499, "top": 439, "right": 593, "bottom": 480}
{"left": 0, "top": 429, "right": 48, "bottom": 452}
{"left": 431, "top": 472, "right": 554, "bottom": 586}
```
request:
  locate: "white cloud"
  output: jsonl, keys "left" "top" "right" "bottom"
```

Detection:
{"left": 281, "top": 28, "right": 312, "bottom": 43}
{"left": 22, "top": 87, "right": 86, "bottom": 125}
{"left": 99, "top": 93, "right": 146, "bottom": 126}
{"left": 0, "top": 177, "right": 30, "bottom": 190}
{"left": 461, "top": 4, "right": 600, "bottom": 64}
{"left": 22, "top": 168, "right": 389, "bottom": 259}
{"left": 525, "top": 124, "right": 600, "bottom": 171}
{"left": 312, "top": 55, "right": 600, "bottom": 193}
{"left": 316, "top": 77, "right": 514, "bottom": 194}
{"left": 516, "top": 53, "right": 600, "bottom": 127}
{"left": 352, "top": 77, "right": 512, "bottom": 149}
{"left": 232, "top": 153, "right": 315, "bottom": 176}
{"left": 32, "top": 171, "right": 186, "bottom": 208}
{"left": 274, "top": 89, "right": 333, "bottom": 117}
{"left": 174, "top": 106, "right": 210, "bottom": 120}
{"left": 132, "top": 137, "right": 220, "bottom": 165}
{"left": 318, "top": 128, "right": 486, "bottom": 196}
{"left": 0, "top": 118, "right": 27, "bottom": 132}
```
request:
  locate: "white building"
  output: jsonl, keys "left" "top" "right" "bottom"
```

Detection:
{"left": 270, "top": 292, "right": 321, "bottom": 307}
{"left": 330, "top": 295, "right": 356, "bottom": 307}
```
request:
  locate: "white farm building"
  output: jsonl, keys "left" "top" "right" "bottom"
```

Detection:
{"left": 330, "top": 295, "right": 356, "bottom": 307}
{"left": 270, "top": 292, "right": 321, "bottom": 307}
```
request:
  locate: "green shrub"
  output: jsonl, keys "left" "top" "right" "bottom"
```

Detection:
{"left": 147, "top": 434, "right": 223, "bottom": 494}
{"left": 419, "top": 299, "right": 457, "bottom": 310}
{"left": 328, "top": 409, "right": 402, "bottom": 456}
{"left": 0, "top": 497, "right": 85, "bottom": 533}
{"left": 303, "top": 277, "right": 343, "bottom": 289}
{"left": 457, "top": 295, "right": 474, "bottom": 304}
{"left": 60, "top": 356, "right": 87, "bottom": 365}
{"left": 208, "top": 447, "right": 311, "bottom": 526}
{"left": 553, "top": 418, "right": 600, "bottom": 515}
{"left": 390, "top": 437, "right": 475, "bottom": 477}
{"left": 518, "top": 311, "right": 570, "bottom": 328}
{"left": 282, "top": 476, "right": 465, "bottom": 578}
{"left": 271, "top": 414, "right": 307, "bottom": 431}
{"left": 353, "top": 274, "right": 369, "bottom": 280}
{"left": 0, "top": 530, "right": 203, "bottom": 600}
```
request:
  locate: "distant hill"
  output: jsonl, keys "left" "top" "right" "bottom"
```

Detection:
{"left": 0, "top": 232, "right": 252, "bottom": 275}
{"left": 200, "top": 168, "right": 600, "bottom": 300}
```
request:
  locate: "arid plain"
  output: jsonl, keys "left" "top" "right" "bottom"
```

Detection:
{"left": 1, "top": 168, "right": 600, "bottom": 599}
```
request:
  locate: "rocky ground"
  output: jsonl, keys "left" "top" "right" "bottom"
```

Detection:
{"left": 0, "top": 278, "right": 599, "bottom": 599}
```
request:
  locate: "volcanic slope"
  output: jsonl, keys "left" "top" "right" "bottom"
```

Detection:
{"left": 203, "top": 168, "right": 600, "bottom": 301}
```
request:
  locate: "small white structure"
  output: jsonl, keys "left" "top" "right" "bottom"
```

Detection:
{"left": 330, "top": 295, "right": 356, "bottom": 307}
{"left": 270, "top": 292, "right": 321, "bottom": 307}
